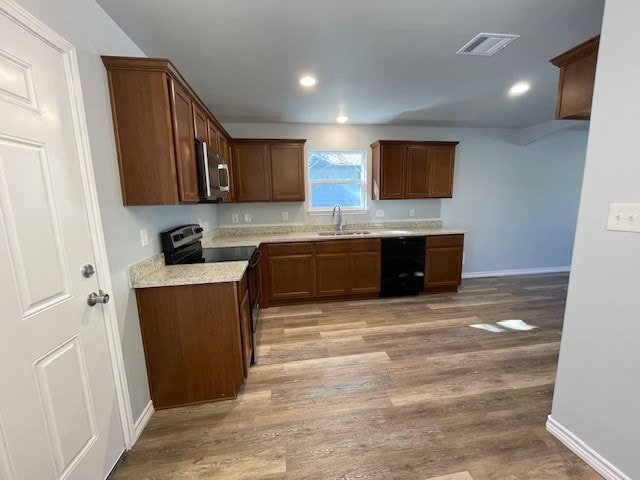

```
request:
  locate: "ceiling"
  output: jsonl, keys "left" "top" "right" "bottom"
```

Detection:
{"left": 96, "top": 0, "right": 604, "bottom": 129}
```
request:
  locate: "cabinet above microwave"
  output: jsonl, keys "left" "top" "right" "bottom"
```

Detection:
{"left": 102, "top": 56, "right": 232, "bottom": 206}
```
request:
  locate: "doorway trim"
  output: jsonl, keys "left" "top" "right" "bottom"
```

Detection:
{"left": 0, "top": 0, "right": 135, "bottom": 449}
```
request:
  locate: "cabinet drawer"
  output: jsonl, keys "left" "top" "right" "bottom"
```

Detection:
{"left": 426, "top": 234, "right": 464, "bottom": 248}
{"left": 315, "top": 240, "right": 349, "bottom": 254}
{"left": 348, "top": 238, "right": 381, "bottom": 252}
{"left": 267, "top": 242, "right": 314, "bottom": 256}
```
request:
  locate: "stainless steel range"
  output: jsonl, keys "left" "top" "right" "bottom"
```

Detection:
{"left": 160, "top": 224, "right": 261, "bottom": 364}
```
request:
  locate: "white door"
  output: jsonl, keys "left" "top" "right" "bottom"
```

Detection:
{"left": 0, "top": 4, "right": 125, "bottom": 480}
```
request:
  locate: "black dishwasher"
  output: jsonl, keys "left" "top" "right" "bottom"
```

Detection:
{"left": 381, "top": 237, "right": 426, "bottom": 297}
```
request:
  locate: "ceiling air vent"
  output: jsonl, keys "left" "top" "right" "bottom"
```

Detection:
{"left": 456, "top": 33, "right": 520, "bottom": 56}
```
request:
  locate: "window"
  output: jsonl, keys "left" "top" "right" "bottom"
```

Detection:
{"left": 307, "top": 151, "right": 366, "bottom": 211}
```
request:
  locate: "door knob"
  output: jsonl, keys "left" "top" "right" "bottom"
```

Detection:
{"left": 87, "top": 290, "right": 110, "bottom": 306}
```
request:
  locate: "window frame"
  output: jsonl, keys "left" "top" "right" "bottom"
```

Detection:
{"left": 306, "top": 150, "right": 368, "bottom": 214}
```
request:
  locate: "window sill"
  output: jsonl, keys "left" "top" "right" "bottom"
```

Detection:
{"left": 306, "top": 209, "right": 370, "bottom": 217}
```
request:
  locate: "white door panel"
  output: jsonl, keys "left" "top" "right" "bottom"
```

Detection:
{"left": 0, "top": 4, "right": 125, "bottom": 479}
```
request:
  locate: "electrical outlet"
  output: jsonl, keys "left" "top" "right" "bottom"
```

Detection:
{"left": 244, "top": 213, "right": 252, "bottom": 223}
{"left": 140, "top": 229, "right": 149, "bottom": 247}
{"left": 232, "top": 214, "right": 239, "bottom": 223}
{"left": 376, "top": 209, "right": 384, "bottom": 218}
{"left": 409, "top": 208, "right": 415, "bottom": 217}
{"left": 282, "top": 211, "right": 289, "bottom": 221}
{"left": 607, "top": 203, "right": 640, "bottom": 232}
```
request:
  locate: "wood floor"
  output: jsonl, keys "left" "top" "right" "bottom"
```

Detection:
{"left": 112, "top": 273, "right": 600, "bottom": 479}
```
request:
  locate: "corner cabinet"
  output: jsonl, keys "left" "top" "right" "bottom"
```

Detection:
{"left": 550, "top": 36, "right": 599, "bottom": 120}
{"left": 102, "top": 56, "right": 232, "bottom": 205}
{"left": 232, "top": 139, "right": 306, "bottom": 202}
{"left": 371, "top": 141, "right": 458, "bottom": 200}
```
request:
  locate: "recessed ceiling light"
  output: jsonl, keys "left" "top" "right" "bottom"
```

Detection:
{"left": 508, "top": 82, "right": 531, "bottom": 96}
{"left": 336, "top": 115, "right": 349, "bottom": 123}
{"left": 299, "top": 75, "right": 317, "bottom": 87}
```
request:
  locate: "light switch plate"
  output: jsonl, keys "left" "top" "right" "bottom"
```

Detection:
{"left": 607, "top": 203, "right": 640, "bottom": 232}
{"left": 232, "top": 214, "right": 239, "bottom": 223}
{"left": 376, "top": 209, "right": 384, "bottom": 218}
{"left": 140, "top": 229, "right": 149, "bottom": 247}
{"left": 282, "top": 211, "right": 289, "bottom": 221}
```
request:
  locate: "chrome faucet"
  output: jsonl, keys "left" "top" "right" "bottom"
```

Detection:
{"left": 332, "top": 204, "right": 346, "bottom": 231}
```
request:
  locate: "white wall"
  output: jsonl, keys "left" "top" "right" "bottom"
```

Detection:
{"left": 15, "top": 0, "right": 219, "bottom": 422}
{"left": 550, "top": 1, "right": 640, "bottom": 478}
{"left": 223, "top": 123, "right": 587, "bottom": 275}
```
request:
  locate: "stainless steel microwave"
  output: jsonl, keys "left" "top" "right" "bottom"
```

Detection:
{"left": 195, "top": 140, "right": 230, "bottom": 201}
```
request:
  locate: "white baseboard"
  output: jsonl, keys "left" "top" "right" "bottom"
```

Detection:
{"left": 546, "top": 416, "right": 631, "bottom": 480}
{"left": 132, "top": 400, "right": 154, "bottom": 445}
{"left": 462, "top": 266, "right": 570, "bottom": 279}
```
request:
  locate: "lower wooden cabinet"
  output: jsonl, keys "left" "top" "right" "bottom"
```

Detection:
{"left": 267, "top": 242, "right": 315, "bottom": 301}
{"left": 316, "top": 240, "right": 381, "bottom": 296}
{"left": 266, "top": 239, "right": 381, "bottom": 304}
{"left": 424, "top": 234, "right": 464, "bottom": 292}
{"left": 135, "top": 279, "right": 249, "bottom": 409}
{"left": 238, "top": 287, "right": 252, "bottom": 378}
{"left": 316, "top": 253, "right": 349, "bottom": 296}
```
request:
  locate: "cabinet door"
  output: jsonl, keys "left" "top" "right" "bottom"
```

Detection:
{"left": 193, "top": 103, "right": 207, "bottom": 142}
{"left": 349, "top": 251, "right": 381, "bottom": 294}
{"left": 270, "top": 143, "right": 305, "bottom": 201}
{"left": 405, "top": 145, "right": 430, "bottom": 198}
{"left": 169, "top": 79, "right": 199, "bottom": 203}
{"left": 268, "top": 255, "right": 315, "bottom": 300}
{"left": 316, "top": 253, "right": 348, "bottom": 296}
{"left": 222, "top": 139, "right": 235, "bottom": 203}
{"left": 425, "top": 246, "right": 463, "bottom": 288}
{"left": 427, "top": 145, "right": 455, "bottom": 198}
{"left": 239, "top": 289, "right": 252, "bottom": 378}
{"left": 379, "top": 144, "right": 405, "bottom": 199}
{"left": 206, "top": 118, "right": 220, "bottom": 151}
{"left": 234, "top": 143, "right": 272, "bottom": 201}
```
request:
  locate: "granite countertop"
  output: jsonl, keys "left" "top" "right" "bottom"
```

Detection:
{"left": 130, "top": 221, "right": 466, "bottom": 289}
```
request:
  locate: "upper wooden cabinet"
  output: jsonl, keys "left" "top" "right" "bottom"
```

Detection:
{"left": 232, "top": 139, "right": 306, "bottom": 202}
{"left": 102, "top": 56, "right": 232, "bottom": 205}
{"left": 550, "top": 36, "right": 599, "bottom": 120}
{"left": 371, "top": 141, "right": 458, "bottom": 200}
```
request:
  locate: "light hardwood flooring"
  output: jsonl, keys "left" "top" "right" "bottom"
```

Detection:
{"left": 112, "top": 273, "right": 600, "bottom": 479}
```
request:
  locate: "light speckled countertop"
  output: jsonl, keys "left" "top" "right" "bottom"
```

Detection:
{"left": 130, "top": 221, "right": 466, "bottom": 289}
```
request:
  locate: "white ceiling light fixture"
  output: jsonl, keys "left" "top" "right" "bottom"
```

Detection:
{"left": 456, "top": 33, "right": 520, "bottom": 56}
{"left": 508, "top": 82, "right": 531, "bottom": 96}
{"left": 299, "top": 75, "right": 318, "bottom": 87}
{"left": 336, "top": 114, "right": 349, "bottom": 123}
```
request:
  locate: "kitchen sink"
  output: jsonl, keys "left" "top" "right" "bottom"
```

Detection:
{"left": 317, "top": 231, "right": 371, "bottom": 236}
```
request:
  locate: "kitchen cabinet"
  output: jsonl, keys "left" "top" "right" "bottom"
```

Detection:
{"left": 237, "top": 273, "right": 252, "bottom": 378}
{"left": 263, "top": 239, "right": 380, "bottom": 305}
{"left": 550, "top": 36, "right": 599, "bottom": 120}
{"left": 102, "top": 56, "right": 232, "bottom": 205}
{"left": 266, "top": 242, "right": 316, "bottom": 301}
{"left": 135, "top": 281, "right": 246, "bottom": 409}
{"left": 424, "top": 234, "right": 464, "bottom": 292}
{"left": 371, "top": 141, "right": 458, "bottom": 200}
{"left": 232, "top": 139, "right": 306, "bottom": 202}
{"left": 316, "top": 239, "right": 381, "bottom": 296}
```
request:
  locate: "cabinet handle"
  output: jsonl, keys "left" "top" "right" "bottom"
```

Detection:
{"left": 218, "top": 164, "right": 230, "bottom": 192}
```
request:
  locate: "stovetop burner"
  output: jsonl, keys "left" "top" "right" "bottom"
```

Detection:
{"left": 183, "top": 246, "right": 256, "bottom": 264}
{"left": 160, "top": 224, "right": 257, "bottom": 265}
